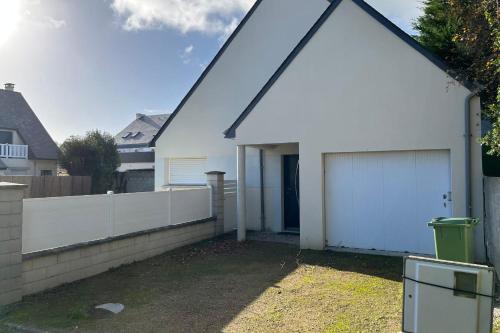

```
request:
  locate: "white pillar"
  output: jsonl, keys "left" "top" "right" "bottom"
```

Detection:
{"left": 237, "top": 145, "right": 246, "bottom": 241}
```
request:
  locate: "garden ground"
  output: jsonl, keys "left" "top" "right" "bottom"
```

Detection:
{"left": 0, "top": 236, "right": 498, "bottom": 332}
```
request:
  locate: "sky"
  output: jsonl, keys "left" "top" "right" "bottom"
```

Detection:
{"left": 0, "top": 0, "right": 424, "bottom": 143}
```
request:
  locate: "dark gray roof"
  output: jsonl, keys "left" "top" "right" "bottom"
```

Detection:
{"left": 0, "top": 89, "right": 59, "bottom": 160}
{"left": 115, "top": 114, "right": 170, "bottom": 147}
{"left": 119, "top": 151, "right": 155, "bottom": 163}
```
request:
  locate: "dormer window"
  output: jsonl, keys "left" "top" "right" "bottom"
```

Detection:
{"left": 122, "top": 132, "right": 132, "bottom": 139}
{"left": 0, "top": 131, "right": 13, "bottom": 144}
{"left": 131, "top": 132, "right": 141, "bottom": 138}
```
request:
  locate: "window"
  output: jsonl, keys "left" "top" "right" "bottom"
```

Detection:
{"left": 40, "top": 170, "right": 53, "bottom": 176}
{"left": 121, "top": 132, "right": 132, "bottom": 139}
{"left": 169, "top": 158, "right": 207, "bottom": 185}
{"left": 0, "top": 131, "right": 13, "bottom": 144}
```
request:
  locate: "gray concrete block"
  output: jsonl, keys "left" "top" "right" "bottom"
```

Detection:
{"left": 0, "top": 214, "right": 21, "bottom": 228}
{"left": 46, "top": 262, "right": 71, "bottom": 278}
{"left": 0, "top": 190, "right": 23, "bottom": 203}
{"left": 0, "top": 288, "right": 22, "bottom": 306}
{"left": 80, "top": 245, "right": 100, "bottom": 258}
{"left": 32, "top": 255, "right": 58, "bottom": 269}
{"left": 22, "top": 267, "right": 47, "bottom": 284}
{"left": 0, "top": 239, "right": 21, "bottom": 255}
{"left": 0, "top": 264, "right": 21, "bottom": 280}
{"left": 58, "top": 249, "right": 81, "bottom": 263}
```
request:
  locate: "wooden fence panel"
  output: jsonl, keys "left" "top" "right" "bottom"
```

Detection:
{"left": 0, "top": 176, "right": 91, "bottom": 198}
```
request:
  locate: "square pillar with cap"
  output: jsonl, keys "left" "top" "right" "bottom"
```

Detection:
{"left": 206, "top": 171, "right": 225, "bottom": 236}
{"left": 0, "top": 182, "right": 27, "bottom": 306}
{"left": 237, "top": 145, "right": 247, "bottom": 241}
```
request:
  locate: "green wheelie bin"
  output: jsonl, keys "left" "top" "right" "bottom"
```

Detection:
{"left": 427, "top": 217, "right": 479, "bottom": 263}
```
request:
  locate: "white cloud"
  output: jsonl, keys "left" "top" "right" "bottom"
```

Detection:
{"left": 180, "top": 44, "right": 195, "bottom": 64}
{"left": 47, "top": 17, "right": 66, "bottom": 29}
{"left": 218, "top": 17, "right": 239, "bottom": 44}
{"left": 184, "top": 44, "right": 194, "bottom": 54}
{"left": 110, "top": 0, "right": 255, "bottom": 37}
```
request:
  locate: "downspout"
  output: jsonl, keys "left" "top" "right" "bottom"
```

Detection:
{"left": 259, "top": 149, "right": 266, "bottom": 231}
{"left": 464, "top": 89, "right": 481, "bottom": 217}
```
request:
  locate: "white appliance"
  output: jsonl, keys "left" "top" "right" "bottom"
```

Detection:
{"left": 403, "top": 256, "right": 495, "bottom": 333}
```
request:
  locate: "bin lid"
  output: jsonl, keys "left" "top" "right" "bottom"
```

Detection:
{"left": 428, "top": 217, "right": 479, "bottom": 227}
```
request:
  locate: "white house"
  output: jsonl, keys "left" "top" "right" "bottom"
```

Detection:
{"left": 0, "top": 84, "right": 59, "bottom": 176}
{"left": 153, "top": 0, "right": 485, "bottom": 260}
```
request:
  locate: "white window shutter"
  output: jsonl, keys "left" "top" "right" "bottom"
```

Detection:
{"left": 169, "top": 158, "right": 207, "bottom": 185}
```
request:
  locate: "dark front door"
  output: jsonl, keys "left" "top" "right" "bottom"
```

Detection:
{"left": 283, "top": 155, "right": 300, "bottom": 231}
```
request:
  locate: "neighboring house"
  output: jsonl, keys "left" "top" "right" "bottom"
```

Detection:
{"left": 152, "top": 0, "right": 485, "bottom": 260}
{"left": 115, "top": 113, "right": 170, "bottom": 172}
{"left": 115, "top": 113, "right": 170, "bottom": 192}
{"left": 0, "top": 83, "right": 59, "bottom": 176}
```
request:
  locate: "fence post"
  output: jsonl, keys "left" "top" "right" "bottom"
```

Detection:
{"left": 206, "top": 171, "right": 225, "bottom": 236}
{"left": 0, "top": 182, "right": 27, "bottom": 306}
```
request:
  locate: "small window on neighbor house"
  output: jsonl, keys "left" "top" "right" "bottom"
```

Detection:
{"left": 131, "top": 132, "right": 141, "bottom": 138}
{"left": 0, "top": 131, "right": 13, "bottom": 144}
{"left": 40, "top": 170, "right": 53, "bottom": 176}
{"left": 122, "top": 132, "right": 132, "bottom": 139}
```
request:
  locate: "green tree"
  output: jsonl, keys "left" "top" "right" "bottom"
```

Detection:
{"left": 414, "top": 0, "right": 499, "bottom": 153}
{"left": 59, "top": 130, "right": 121, "bottom": 194}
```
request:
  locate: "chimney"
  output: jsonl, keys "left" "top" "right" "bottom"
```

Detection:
{"left": 4, "top": 83, "right": 14, "bottom": 91}
{"left": 136, "top": 113, "right": 145, "bottom": 119}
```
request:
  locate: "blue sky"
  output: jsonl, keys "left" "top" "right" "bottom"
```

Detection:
{"left": 0, "top": 0, "right": 423, "bottom": 143}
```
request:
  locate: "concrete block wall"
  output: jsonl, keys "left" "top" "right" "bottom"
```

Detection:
{"left": 21, "top": 219, "right": 216, "bottom": 296}
{"left": 0, "top": 183, "right": 27, "bottom": 306}
{"left": 484, "top": 177, "right": 500, "bottom": 279}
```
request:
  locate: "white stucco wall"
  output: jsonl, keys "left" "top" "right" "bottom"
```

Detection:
{"left": 234, "top": 0, "right": 484, "bottom": 258}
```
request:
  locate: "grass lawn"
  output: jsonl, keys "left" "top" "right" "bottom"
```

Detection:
{"left": 0, "top": 237, "right": 488, "bottom": 332}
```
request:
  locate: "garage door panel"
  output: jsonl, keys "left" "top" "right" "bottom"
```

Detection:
{"left": 415, "top": 151, "right": 451, "bottom": 253}
{"left": 381, "top": 151, "right": 419, "bottom": 252}
{"left": 352, "top": 153, "right": 385, "bottom": 250}
{"left": 325, "top": 153, "right": 355, "bottom": 248}
{"left": 326, "top": 150, "right": 451, "bottom": 254}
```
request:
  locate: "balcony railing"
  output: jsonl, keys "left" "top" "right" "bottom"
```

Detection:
{"left": 0, "top": 144, "right": 28, "bottom": 159}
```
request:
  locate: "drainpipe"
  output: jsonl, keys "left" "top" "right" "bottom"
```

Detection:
{"left": 259, "top": 149, "right": 265, "bottom": 231}
{"left": 464, "top": 89, "right": 482, "bottom": 217}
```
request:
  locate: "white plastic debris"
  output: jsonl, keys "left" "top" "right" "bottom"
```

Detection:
{"left": 95, "top": 303, "right": 124, "bottom": 314}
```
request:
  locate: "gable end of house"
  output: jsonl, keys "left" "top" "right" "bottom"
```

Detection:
{"left": 224, "top": 0, "right": 477, "bottom": 139}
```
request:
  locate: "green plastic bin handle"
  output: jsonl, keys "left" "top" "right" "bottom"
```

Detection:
{"left": 427, "top": 218, "right": 479, "bottom": 228}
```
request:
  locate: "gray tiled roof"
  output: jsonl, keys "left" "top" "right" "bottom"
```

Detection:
{"left": 115, "top": 114, "right": 170, "bottom": 147}
{"left": 119, "top": 151, "right": 155, "bottom": 163}
{"left": 0, "top": 89, "right": 59, "bottom": 160}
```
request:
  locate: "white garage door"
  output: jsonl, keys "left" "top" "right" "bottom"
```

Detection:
{"left": 325, "top": 150, "right": 451, "bottom": 254}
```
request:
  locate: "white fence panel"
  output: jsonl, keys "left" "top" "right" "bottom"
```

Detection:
{"left": 113, "top": 191, "right": 171, "bottom": 236}
{"left": 22, "top": 188, "right": 212, "bottom": 253}
{"left": 171, "top": 188, "right": 211, "bottom": 224}
{"left": 23, "top": 195, "right": 112, "bottom": 253}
